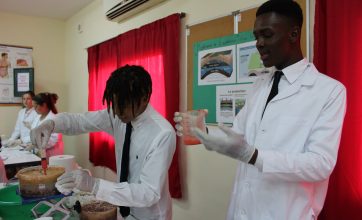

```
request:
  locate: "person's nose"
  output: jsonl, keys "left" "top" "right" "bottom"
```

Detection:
{"left": 255, "top": 37, "right": 264, "bottom": 49}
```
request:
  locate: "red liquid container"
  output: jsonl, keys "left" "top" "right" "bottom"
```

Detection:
{"left": 181, "top": 110, "right": 207, "bottom": 145}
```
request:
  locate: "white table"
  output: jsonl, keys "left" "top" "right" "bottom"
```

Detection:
{"left": 0, "top": 146, "right": 41, "bottom": 179}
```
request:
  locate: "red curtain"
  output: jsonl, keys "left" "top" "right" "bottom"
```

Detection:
{"left": 87, "top": 14, "right": 182, "bottom": 198}
{"left": 314, "top": 1, "right": 362, "bottom": 219}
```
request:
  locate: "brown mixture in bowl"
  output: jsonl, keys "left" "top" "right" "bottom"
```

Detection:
{"left": 80, "top": 200, "right": 117, "bottom": 220}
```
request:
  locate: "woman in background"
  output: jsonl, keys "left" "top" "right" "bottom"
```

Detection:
{"left": 7, "top": 91, "right": 38, "bottom": 147}
{"left": 0, "top": 156, "right": 7, "bottom": 183}
{"left": 31, "top": 92, "right": 63, "bottom": 158}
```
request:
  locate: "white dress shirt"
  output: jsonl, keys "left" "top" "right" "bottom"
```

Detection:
{"left": 227, "top": 59, "right": 346, "bottom": 220}
{"left": 9, "top": 107, "right": 38, "bottom": 144}
{"left": 53, "top": 104, "right": 176, "bottom": 220}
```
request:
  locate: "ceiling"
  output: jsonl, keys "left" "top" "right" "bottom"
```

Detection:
{"left": 0, "top": 0, "right": 95, "bottom": 20}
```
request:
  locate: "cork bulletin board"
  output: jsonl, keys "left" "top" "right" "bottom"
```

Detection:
{"left": 187, "top": 0, "right": 308, "bottom": 123}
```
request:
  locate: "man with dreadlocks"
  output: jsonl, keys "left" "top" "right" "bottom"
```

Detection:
{"left": 30, "top": 65, "right": 176, "bottom": 220}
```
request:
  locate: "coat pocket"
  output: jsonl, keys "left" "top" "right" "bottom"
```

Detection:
{"left": 272, "top": 116, "right": 311, "bottom": 153}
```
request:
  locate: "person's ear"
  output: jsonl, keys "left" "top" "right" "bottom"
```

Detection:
{"left": 143, "top": 95, "right": 150, "bottom": 103}
{"left": 289, "top": 27, "right": 299, "bottom": 43}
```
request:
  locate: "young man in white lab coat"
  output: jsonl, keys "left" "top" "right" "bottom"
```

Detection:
{"left": 175, "top": 1, "right": 346, "bottom": 219}
{"left": 31, "top": 65, "right": 176, "bottom": 220}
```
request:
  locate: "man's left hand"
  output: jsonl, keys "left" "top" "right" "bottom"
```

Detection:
{"left": 56, "top": 169, "right": 99, "bottom": 194}
{"left": 192, "top": 124, "right": 256, "bottom": 163}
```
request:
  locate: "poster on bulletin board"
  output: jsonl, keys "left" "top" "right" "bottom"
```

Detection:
{"left": 0, "top": 44, "right": 33, "bottom": 104}
{"left": 193, "top": 31, "right": 271, "bottom": 124}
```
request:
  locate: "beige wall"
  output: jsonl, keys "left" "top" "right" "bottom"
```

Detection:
{"left": 0, "top": 12, "right": 66, "bottom": 137}
{"left": 63, "top": 0, "right": 265, "bottom": 219}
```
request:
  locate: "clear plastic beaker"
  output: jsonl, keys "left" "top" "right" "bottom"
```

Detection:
{"left": 181, "top": 109, "right": 207, "bottom": 145}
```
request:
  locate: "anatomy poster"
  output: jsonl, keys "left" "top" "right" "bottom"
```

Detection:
{"left": 0, "top": 45, "right": 33, "bottom": 103}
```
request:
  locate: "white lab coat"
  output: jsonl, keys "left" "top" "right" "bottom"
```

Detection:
{"left": 9, "top": 107, "right": 38, "bottom": 144}
{"left": 0, "top": 156, "right": 7, "bottom": 183}
{"left": 32, "top": 111, "right": 63, "bottom": 158}
{"left": 53, "top": 105, "right": 176, "bottom": 220}
{"left": 227, "top": 59, "right": 346, "bottom": 220}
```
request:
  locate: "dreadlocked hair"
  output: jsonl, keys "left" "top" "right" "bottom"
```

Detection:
{"left": 103, "top": 65, "right": 152, "bottom": 116}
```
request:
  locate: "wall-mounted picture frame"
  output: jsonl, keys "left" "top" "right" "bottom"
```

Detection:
{"left": 0, "top": 44, "right": 33, "bottom": 104}
{"left": 13, "top": 68, "right": 34, "bottom": 97}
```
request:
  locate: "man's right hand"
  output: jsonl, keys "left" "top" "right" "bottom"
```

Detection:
{"left": 192, "top": 124, "right": 256, "bottom": 163}
{"left": 30, "top": 119, "right": 55, "bottom": 149}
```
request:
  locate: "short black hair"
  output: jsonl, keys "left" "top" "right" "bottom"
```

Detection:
{"left": 256, "top": 0, "right": 303, "bottom": 28}
{"left": 103, "top": 65, "right": 152, "bottom": 116}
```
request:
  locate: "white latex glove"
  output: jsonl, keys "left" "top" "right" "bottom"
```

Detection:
{"left": 5, "top": 139, "right": 22, "bottom": 147}
{"left": 173, "top": 112, "right": 184, "bottom": 136}
{"left": 192, "top": 124, "right": 256, "bottom": 163}
{"left": 56, "top": 169, "right": 100, "bottom": 195}
{"left": 30, "top": 119, "right": 55, "bottom": 149}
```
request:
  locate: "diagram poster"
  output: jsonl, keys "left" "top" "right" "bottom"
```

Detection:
{"left": 198, "top": 45, "right": 236, "bottom": 85}
{"left": 237, "top": 40, "right": 271, "bottom": 83}
{"left": 192, "top": 31, "right": 255, "bottom": 123}
{"left": 0, "top": 45, "right": 33, "bottom": 103}
{"left": 216, "top": 83, "right": 253, "bottom": 124}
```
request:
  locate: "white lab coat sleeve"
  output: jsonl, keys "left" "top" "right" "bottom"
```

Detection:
{"left": 9, "top": 110, "right": 22, "bottom": 141}
{"left": 53, "top": 110, "right": 114, "bottom": 136}
{"left": 257, "top": 85, "right": 347, "bottom": 182}
{"left": 22, "top": 135, "right": 31, "bottom": 144}
{"left": 95, "top": 130, "right": 176, "bottom": 207}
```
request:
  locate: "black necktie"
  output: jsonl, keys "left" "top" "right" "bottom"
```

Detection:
{"left": 262, "top": 71, "right": 283, "bottom": 117}
{"left": 119, "top": 122, "right": 132, "bottom": 217}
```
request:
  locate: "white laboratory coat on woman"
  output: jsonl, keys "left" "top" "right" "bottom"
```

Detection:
{"left": 0, "top": 156, "right": 7, "bottom": 183}
{"left": 226, "top": 59, "right": 346, "bottom": 220}
{"left": 32, "top": 111, "right": 63, "bottom": 158}
{"left": 9, "top": 107, "right": 38, "bottom": 144}
{"left": 52, "top": 105, "right": 176, "bottom": 220}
